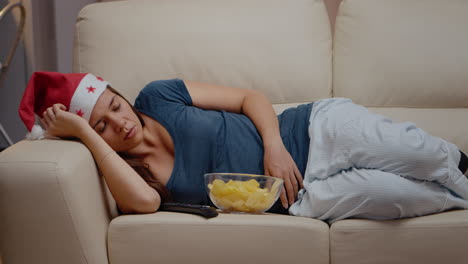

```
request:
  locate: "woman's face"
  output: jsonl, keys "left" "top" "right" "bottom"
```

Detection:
{"left": 89, "top": 88, "right": 143, "bottom": 152}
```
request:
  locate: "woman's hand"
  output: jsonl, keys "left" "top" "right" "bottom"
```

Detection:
{"left": 263, "top": 141, "right": 303, "bottom": 209}
{"left": 40, "top": 103, "right": 89, "bottom": 139}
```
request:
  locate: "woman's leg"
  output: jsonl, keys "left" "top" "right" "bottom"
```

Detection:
{"left": 289, "top": 168, "right": 468, "bottom": 224}
{"left": 304, "top": 98, "right": 468, "bottom": 199}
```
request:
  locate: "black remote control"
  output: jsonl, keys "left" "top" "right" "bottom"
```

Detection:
{"left": 159, "top": 202, "right": 219, "bottom": 218}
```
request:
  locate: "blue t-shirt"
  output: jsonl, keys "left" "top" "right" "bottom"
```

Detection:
{"left": 134, "top": 79, "right": 313, "bottom": 212}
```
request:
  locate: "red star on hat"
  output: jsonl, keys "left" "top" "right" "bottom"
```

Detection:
{"left": 76, "top": 109, "right": 84, "bottom": 117}
{"left": 87, "top": 86, "right": 96, "bottom": 93}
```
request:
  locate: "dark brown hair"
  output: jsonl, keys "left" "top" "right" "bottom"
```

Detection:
{"left": 106, "top": 86, "right": 172, "bottom": 203}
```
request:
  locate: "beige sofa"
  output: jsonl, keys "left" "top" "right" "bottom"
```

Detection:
{"left": 1, "top": 0, "right": 468, "bottom": 263}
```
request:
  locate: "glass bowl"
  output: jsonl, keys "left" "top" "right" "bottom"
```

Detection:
{"left": 204, "top": 173, "right": 283, "bottom": 213}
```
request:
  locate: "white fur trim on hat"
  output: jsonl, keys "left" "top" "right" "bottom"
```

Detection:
{"left": 26, "top": 124, "right": 45, "bottom": 140}
{"left": 69, "top": 74, "right": 108, "bottom": 121}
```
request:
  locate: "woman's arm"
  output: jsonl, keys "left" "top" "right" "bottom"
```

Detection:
{"left": 41, "top": 104, "right": 161, "bottom": 213}
{"left": 184, "top": 81, "right": 303, "bottom": 208}
{"left": 78, "top": 125, "right": 161, "bottom": 213}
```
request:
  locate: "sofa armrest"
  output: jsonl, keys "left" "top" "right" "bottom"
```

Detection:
{"left": 0, "top": 139, "right": 116, "bottom": 264}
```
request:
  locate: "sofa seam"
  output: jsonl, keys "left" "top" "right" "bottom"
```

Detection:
{"left": 76, "top": 15, "right": 82, "bottom": 73}
{"left": 331, "top": 224, "right": 468, "bottom": 232}
{"left": 111, "top": 221, "right": 328, "bottom": 230}
{"left": 54, "top": 161, "right": 89, "bottom": 264}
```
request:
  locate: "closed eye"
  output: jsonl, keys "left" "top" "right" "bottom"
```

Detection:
{"left": 97, "top": 103, "right": 120, "bottom": 133}
{"left": 98, "top": 122, "right": 107, "bottom": 133}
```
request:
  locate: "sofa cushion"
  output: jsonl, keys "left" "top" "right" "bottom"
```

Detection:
{"left": 333, "top": 0, "right": 468, "bottom": 107}
{"left": 108, "top": 212, "right": 329, "bottom": 264}
{"left": 330, "top": 210, "right": 468, "bottom": 264}
{"left": 75, "top": 0, "right": 332, "bottom": 105}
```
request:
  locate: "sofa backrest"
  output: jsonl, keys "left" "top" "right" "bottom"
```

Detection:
{"left": 333, "top": 0, "right": 468, "bottom": 108}
{"left": 74, "top": 0, "right": 333, "bottom": 112}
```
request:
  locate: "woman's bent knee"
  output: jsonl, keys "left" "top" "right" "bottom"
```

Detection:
{"left": 303, "top": 169, "right": 450, "bottom": 221}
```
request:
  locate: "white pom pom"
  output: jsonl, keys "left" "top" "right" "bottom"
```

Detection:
{"left": 26, "top": 125, "right": 45, "bottom": 140}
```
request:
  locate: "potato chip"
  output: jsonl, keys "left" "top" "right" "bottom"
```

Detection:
{"left": 208, "top": 178, "right": 279, "bottom": 212}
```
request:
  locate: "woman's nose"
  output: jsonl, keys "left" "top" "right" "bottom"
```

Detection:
{"left": 118, "top": 120, "right": 128, "bottom": 133}
{"left": 108, "top": 115, "right": 126, "bottom": 132}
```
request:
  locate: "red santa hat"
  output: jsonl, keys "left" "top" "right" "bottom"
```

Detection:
{"left": 18, "top": 71, "right": 109, "bottom": 140}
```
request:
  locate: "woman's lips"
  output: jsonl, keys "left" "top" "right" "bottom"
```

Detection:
{"left": 124, "top": 126, "right": 136, "bottom": 140}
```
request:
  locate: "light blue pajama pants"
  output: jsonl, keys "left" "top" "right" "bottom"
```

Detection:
{"left": 289, "top": 98, "right": 468, "bottom": 223}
